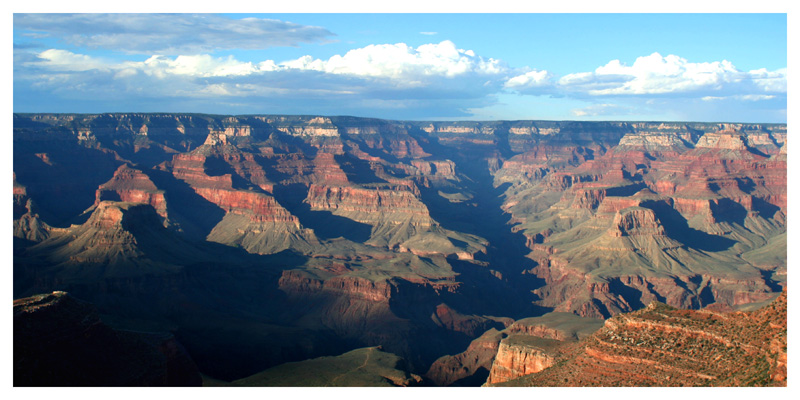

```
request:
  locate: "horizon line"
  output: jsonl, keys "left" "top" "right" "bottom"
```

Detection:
{"left": 12, "top": 112, "right": 787, "bottom": 126}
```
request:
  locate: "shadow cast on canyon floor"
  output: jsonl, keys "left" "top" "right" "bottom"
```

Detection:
{"left": 272, "top": 183, "right": 373, "bottom": 243}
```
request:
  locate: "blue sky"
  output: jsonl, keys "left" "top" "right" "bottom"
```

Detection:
{"left": 12, "top": 12, "right": 788, "bottom": 122}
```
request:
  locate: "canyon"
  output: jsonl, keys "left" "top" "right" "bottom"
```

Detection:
{"left": 12, "top": 113, "right": 787, "bottom": 386}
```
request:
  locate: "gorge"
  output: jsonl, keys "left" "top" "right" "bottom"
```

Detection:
{"left": 12, "top": 113, "right": 787, "bottom": 386}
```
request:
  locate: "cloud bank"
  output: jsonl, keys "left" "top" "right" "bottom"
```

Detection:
{"left": 506, "top": 52, "right": 786, "bottom": 101}
{"left": 13, "top": 14, "right": 786, "bottom": 121}
{"left": 16, "top": 40, "right": 516, "bottom": 117}
{"left": 14, "top": 14, "right": 335, "bottom": 55}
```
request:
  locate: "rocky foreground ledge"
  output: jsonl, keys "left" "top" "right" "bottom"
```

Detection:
{"left": 14, "top": 291, "right": 202, "bottom": 386}
{"left": 487, "top": 290, "right": 787, "bottom": 387}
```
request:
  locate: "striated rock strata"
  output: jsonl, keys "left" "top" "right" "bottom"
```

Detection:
{"left": 491, "top": 291, "right": 787, "bottom": 387}
{"left": 13, "top": 113, "right": 787, "bottom": 386}
{"left": 427, "top": 312, "right": 602, "bottom": 386}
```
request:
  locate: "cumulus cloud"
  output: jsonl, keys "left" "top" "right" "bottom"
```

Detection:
{"left": 504, "top": 69, "right": 554, "bottom": 91}
{"left": 558, "top": 52, "right": 786, "bottom": 98}
{"left": 13, "top": 13, "right": 335, "bottom": 54}
{"left": 22, "top": 40, "right": 510, "bottom": 90}
{"left": 137, "top": 55, "right": 259, "bottom": 78}
{"left": 280, "top": 41, "right": 507, "bottom": 84}
{"left": 34, "top": 49, "right": 110, "bottom": 72}
{"left": 13, "top": 37, "right": 786, "bottom": 121}
{"left": 24, "top": 50, "right": 262, "bottom": 79}
{"left": 15, "top": 41, "right": 514, "bottom": 118}
{"left": 747, "top": 68, "right": 787, "bottom": 92}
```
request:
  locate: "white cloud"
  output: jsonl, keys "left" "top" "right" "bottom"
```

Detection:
{"left": 504, "top": 69, "right": 553, "bottom": 89}
{"left": 29, "top": 50, "right": 260, "bottom": 79}
{"left": 16, "top": 42, "right": 512, "bottom": 115}
{"left": 558, "top": 72, "right": 594, "bottom": 86}
{"left": 279, "top": 55, "right": 327, "bottom": 71}
{"left": 139, "top": 55, "right": 258, "bottom": 77}
{"left": 278, "top": 41, "right": 508, "bottom": 86}
{"left": 420, "top": 32, "right": 438, "bottom": 35}
{"left": 558, "top": 52, "right": 786, "bottom": 98}
{"left": 33, "top": 49, "right": 109, "bottom": 72}
{"left": 748, "top": 68, "right": 787, "bottom": 92}
{"left": 14, "top": 42, "right": 786, "bottom": 122}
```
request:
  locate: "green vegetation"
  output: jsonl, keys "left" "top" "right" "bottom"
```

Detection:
{"left": 231, "top": 347, "right": 421, "bottom": 387}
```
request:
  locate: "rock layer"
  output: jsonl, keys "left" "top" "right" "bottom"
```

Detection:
{"left": 491, "top": 291, "right": 787, "bottom": 387}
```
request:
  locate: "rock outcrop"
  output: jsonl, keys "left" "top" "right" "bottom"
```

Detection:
{"left": 95, "top": 164, "right": 168, "bottom": 221}
{"left": 305, "top": 184, "right": 432, "bottom": 226}
{"left": 695, "top": 130, "right": 749, "bottom": 150}
{"left": 425, "top": 329, "right": 505, "bottom": 386}
{"left": 14, "top": 291, "right": 201, "bottom": 386}
{"left": 17, "top": 201, "right": 211, "bottom": 275}
{"left": 13, "top": 177, "right": 51, "bottom": 243}
{"left": 169, "top": 148, "right": 320, "bottom": 254}
{"left": 304, "top": 183, "right": 485, "bottom": 257}
{"left": 427, "top": 312, "right": 603, "bottom": 386}
{"left": 485, "top": 336, "right": 560, "bottom": 385}
{"left": 491, "top": 291, "right": 787, "bottom": 387}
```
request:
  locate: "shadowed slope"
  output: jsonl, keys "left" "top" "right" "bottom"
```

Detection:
{"left": 229, "top": 346, "right": 422, "bottom": 387}
{"left": 18, "top": 201, "right": 211, "bottom": 278}
{"left": 14, "top": 291, "right": 201, "bottom": 387}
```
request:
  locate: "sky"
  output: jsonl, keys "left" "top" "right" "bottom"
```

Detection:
{"left": 11, "top": 10, "right": 789, "bottom": 122}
